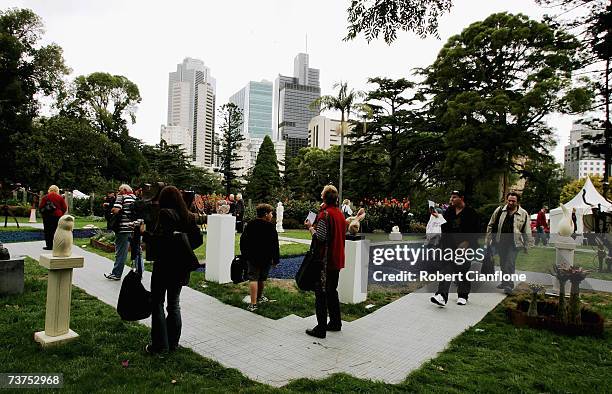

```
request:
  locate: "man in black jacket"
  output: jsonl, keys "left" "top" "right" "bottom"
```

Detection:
{"left": 430, "top": 190, "right": 480, "bottom": 307}
{"left": 240, "top": 203, "right": 280, "bottom": 312}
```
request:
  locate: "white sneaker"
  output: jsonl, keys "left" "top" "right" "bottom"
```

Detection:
{"left": 430, "top": 294, "right": 447, "bottom": 307}
{"left": 457, "top": 297, "right": 467, "bottom": 306}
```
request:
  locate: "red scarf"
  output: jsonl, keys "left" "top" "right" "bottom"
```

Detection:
{"left": 316, "top": 205, "right": 346, "bottom": 270}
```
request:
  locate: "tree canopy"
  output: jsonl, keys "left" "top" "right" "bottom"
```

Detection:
{"left": 246, "top": 135, "right": 281, "bottom": 203}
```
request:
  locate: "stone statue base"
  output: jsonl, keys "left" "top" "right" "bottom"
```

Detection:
{"left": 34, "top": 329, "right": 79, "bottom": 347}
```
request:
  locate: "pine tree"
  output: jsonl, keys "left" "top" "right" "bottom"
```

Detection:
{"left": 246, "top": 135, "right": 280, "bottom": 203}
{"left": 218, "top": 103, "right": 244, "bottom": 194}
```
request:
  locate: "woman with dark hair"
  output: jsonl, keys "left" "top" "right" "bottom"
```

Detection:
{"left": 143, "top": 185, "right": 198, "bottom": 354}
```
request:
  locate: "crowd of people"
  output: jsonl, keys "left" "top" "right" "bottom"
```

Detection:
{"left": 36, "top": 180, "right": 555, "bottom": 353}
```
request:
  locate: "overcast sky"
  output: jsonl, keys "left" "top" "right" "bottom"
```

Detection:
{"left": 11, "top": 0, "right": 579, "bottom": 163}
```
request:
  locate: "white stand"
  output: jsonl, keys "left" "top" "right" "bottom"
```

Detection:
{"left": 552, "top": 237, "right": 576, "bottom": 294}
{"left": 389, "top": 232, "right": 402, "bottom": 241}
{"left": 34, "top": 254, "right": 84, "bottom": 347}
{"left": 205, "top": 214, "right": 235, "bottom": 283}
{"left": 338, "top": 239, "right": 369, "bottom": 304}
{"left": 28, "top": 208, "right": 37, "bottom": 223}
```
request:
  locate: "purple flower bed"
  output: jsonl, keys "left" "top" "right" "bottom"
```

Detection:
{"left": 0, "top": 229, "right": 97, "bottom": 243}
{"left": 195, "top": 255, "right": 305, "bottom": 279}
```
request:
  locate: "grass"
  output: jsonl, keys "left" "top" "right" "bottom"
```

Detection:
{"left": 2, "top": 257, "right": 610, "bottom": 393}
{"left": 514, "top": 246, "right": 612, "bottom": 281}
{"left": 8, "top": 216, "right": 105, "bottom": 229}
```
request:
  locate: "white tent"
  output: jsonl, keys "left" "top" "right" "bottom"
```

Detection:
{"left": 72, "top": 189, "right": 89, "bottom": 199}
{"left": 550, "top": 177, "right": 612, "bottom": 234}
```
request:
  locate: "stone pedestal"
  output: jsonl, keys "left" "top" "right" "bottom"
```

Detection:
{"left": 34, "top": 254, "right": 84, "bottom": 347}
{"left": 552, "top": 237, "right": 576, "bottom": 294}
{"left": 0, "top": 257, "right": 24, "bottom": 295}
{"left": 338, "top": 239, "right": 369, "bottom": 304}
{"left": 29, "top": 208, "right": 37, "bottom": 223}
{"left": 205, "top": 214, "right": 235, "bottom": 283}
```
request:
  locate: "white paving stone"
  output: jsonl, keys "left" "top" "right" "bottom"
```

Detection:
{"left": 7, "top": 240, "right": 522, "bottom": 386}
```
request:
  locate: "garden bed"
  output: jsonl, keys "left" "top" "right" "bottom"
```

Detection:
{"left": 507, "top": 299, "right": 605, "bottom": 337}
{"left": 90, "top": 238, "right": 116, "bottom": 253}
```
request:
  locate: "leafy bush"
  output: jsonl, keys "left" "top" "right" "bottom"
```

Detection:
{"left": 283, "top": 200, "right": 320, "bottom": 226}
{"left": 72, "top": 195, "right": 106, "bottom": 217}
{"left": 408, "top": 222, "right": 427, "bottom": 233}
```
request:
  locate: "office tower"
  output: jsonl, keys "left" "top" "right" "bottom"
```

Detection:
{"left": 229, "top": 80, "right": 273, "bottom": 139}
{"left": 308, "top": 115, "right": 355, "bottom": 150}
{"left": 564, "top": 121, "right": 608, "bottom": 179}
{"left": 273, "top": 53, "right": 320, "bottom": 159}
{"left": 160, "top": 125, "right": 191, "bottom": 153}
{"left": 166, "top": 57, "right": 216, "bottom": 167}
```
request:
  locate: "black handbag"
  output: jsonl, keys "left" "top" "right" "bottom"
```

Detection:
{"left": 173, "top": 231, "right": 201, "bottom": 272}
{"left": 480, "top": 247, "right": 495, "bottom": 275}
{"left": 40, "top": 199, "right": 56, "bottom": 215}
{"left": 231, "top": 255, "right": 248, "bottom": 284}
{"left": 117, "top": 270, "right": 151, "bottom": 321}
{"left": 107, "top": 210, "right": 122, "bottom": 232}
{"left": 295, "top": 211, "right": 329, "bottom": 291}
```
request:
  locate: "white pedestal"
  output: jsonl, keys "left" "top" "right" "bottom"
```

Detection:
{"left": 28, "top": 208, "right": 37, "bottom": 223}
{"left": 552, "top": 237, "right": 577, "bottom": 294}
{"left": 338, "top": 239, "right": 369, "bottom": 304}
{"left": 205, "top": 214, "right": 235, "bottom": 283}
{"left": 35, "top": 254, "right": 83, "bottom": 347}
{"left": 389, "top": 232, "right": 402, "bottom": 241}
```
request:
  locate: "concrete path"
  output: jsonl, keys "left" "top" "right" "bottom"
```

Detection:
{"left": 10, "top": 240, "right": 603, "bottom": 387}
{"left": 2, "top": 222, "right": 44, "bottom": 229}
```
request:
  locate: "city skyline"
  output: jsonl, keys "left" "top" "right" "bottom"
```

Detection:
{"left": 16, "top": 0, "right": 579, "bottom": 164}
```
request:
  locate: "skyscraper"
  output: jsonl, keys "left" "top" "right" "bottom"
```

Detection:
{"left": 229, "top": 80, "right": 273, "bottom": 139}
{"left": 166, "top": 57, "right": 216, "bottom": 167}
{"left": 273, "top": 53, "right": 320, "bottom": 159}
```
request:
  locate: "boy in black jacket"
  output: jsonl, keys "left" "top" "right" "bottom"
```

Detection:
{"left": 240, "top": 204, "right": 280, "bottom": 312}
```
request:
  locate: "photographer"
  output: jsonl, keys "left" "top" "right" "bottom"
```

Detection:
{"left": 105, "top": 184, "right": 137, "bottom": 281}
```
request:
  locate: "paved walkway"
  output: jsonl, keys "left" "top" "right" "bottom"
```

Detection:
{"left": 7, "top": 240, "right": 610, "bottom": 387}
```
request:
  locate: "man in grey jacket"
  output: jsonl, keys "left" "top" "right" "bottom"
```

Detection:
{"left": 485, "top": 192, "right": 533, "bottom": 294}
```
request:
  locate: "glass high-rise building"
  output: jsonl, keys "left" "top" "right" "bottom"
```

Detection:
{"left": 273, "top": 53, "right": 320, "bottom": 159}
{"left": 229, "top": 80, "right": 273, "bottom": 139}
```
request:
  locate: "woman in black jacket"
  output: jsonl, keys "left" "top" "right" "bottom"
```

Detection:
{"left": 144, "top": 186, "right": 198, "bottom": 354}
{"left": 240, "top": 203, "right": 280, "bottom": 312}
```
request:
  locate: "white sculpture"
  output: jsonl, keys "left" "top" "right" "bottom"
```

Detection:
{"left": 52, "top": 215, "right": 74, "bottom": 257}
{"left": 558, "top": 204, "right": 573, "bottom": 237}
{"left": 216, "top": 200, "right": 230, "bottom": 215}
{"left": 346, "top": 208, "right": 366, "bottom": 235}
{"left": 276, "top": 202, "right": 284, "bottom": 233}
{"left": 389, "top": 225, "right": 402, "bottom": 241}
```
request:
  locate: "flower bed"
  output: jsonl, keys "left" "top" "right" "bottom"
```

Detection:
{"left": 0, "top": 229, "right": 96, "bottom": 243}
{"left": 507, "top": 299, "right": 604, "bottom": 337}
{"left": 90, "top": 238, "right": 115, "bottom": 253}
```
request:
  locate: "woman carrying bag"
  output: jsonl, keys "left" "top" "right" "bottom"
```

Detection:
{"left": 142, "top": 186, "right": 201, "bottom": 354}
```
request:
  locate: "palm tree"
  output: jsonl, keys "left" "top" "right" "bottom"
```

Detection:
{"left": 310, "top": 82, "right": 368, "bottom": 203}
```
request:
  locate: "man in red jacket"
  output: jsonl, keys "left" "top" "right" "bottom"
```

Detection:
{"left": 39, "top": 185, "right": 67, "bottom": 250}
{"left": 304, "top": 185, "right": 364, "bottom": 339}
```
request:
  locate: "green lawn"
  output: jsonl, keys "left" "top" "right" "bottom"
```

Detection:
{"left": 515, "top": 246, "right": 612, "bottom": 281}
{"left": 12, "top": 215, "right": 105, "bottom": 229}
{"left": 2, "top": 257, "right": 610, "bottom": 392}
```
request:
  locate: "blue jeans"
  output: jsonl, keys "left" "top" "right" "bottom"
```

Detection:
{"left": 111, "top": 232, "right": 130, "bottom": 277}
{"left": 498, "top": 244, "right": 519, "bottom": 288}
{"left": 150, "top": 269, "right": 183, "bottom": 352}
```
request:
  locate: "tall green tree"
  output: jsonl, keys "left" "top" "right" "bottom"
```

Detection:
{"left": 246, "top": 135, "right": 281, "bottom": 203}
{"left": 520, "top": 155, "right": 570, "bottom": 213}
{"left": 422, "top": 12, "right": 591, "bottom": 199}
{"left": 60, "top": 72, "right": 145, "bottom": 182}
{"left": 0, "top": 8, "right": 69, "bottom": 183}
{"left": 345, "top": 0, "right": 453, "bottom": 43}
{"left": 310, "top": 82, "right": 367, "bottom": 203}
{"left": 537, "top": 0, "right": 611, "bottom": 198}
{"left": 218, "top": 103, "right": 244, "bottom": 195}
{"left": 351, "top": 77, "right": 440, "bottom": 196}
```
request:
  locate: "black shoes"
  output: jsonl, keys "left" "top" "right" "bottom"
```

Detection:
{"left": 326, "top": 323, "right": 342, "bottom": 332}
{"left": 43, "top": 246, "right": 52, "bottom": 250}
{"left": 305, "top": 328, "right": 326, "bottom": 339}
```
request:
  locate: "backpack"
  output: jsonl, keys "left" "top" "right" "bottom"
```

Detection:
{"left": 40, "top": 199, "right": 56, "bottom": 215}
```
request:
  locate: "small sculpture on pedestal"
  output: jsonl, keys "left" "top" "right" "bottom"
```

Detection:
{"left": 346, "top": 208, "right": 366, "bottom": 236}
{"left": 276, "top": 202, "right": 284, "bottom": 233}
{"left": 53, "top": 215, "right": 74, "bottom": 257}
{"left": 389, "top": 225, "right": 402, "bottom": 241}
{"left": 0, "top": 242, "right": 9, "bottom": 260}
{"left": 216, "top": 200, "right": 230, "bottom": 215}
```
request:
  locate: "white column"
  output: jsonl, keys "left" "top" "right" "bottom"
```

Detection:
{"left": 338, "top": 239, "right": 369, "bottom": 304}
{"left": 205, "top": 214, "right": 236, "bottom": 283}
{"left": 552, "top": 236, "right": 576, "bottom": 294}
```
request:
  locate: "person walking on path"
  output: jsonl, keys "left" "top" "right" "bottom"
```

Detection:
{"left": 240, "top": 203, "right": 280, "bottom": 312}
{"left": 143, "top": 185, "right": 200, "bottom": 354}
{"left": 430, "top": 190, "right": 480, "bottom": 307}
{"left": 39, "top": 185, "right": 67, "bottom": 250}
{"left": 105, "top": 184, "right": 136, "bottom": 281}
{"left": 485, "top": 192, "right": 533, "bottom": 294}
